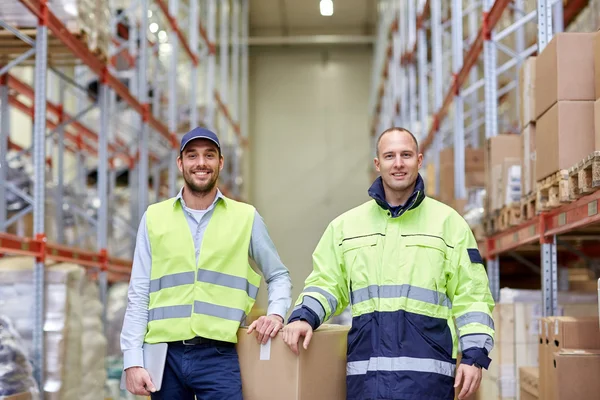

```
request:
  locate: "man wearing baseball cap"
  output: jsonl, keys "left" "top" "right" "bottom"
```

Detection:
{"left": 121, "top": 127, "right": 293, "bottom": 399}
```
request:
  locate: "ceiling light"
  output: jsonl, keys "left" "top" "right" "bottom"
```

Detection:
{"left": 320, "top": 0, "right": 333, "bottom": 16}
{"left": 158, "top": 30, "right": 168, "bottom": 43}
{"left": 150, "top": 22, "right": 159, "bottom": 33}
{"left": 147, "top": 10, "right": 153, "bottom": 18}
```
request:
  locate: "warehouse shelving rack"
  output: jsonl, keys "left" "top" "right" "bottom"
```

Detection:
{"left": 0, "top": 0, "right": 249, "bottom": 387}
{"left": 370, "top": 0, "right": 594, "bottom": 322}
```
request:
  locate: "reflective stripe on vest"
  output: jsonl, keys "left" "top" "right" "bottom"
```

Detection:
{"left": 346, "top": 356, "right": 456, "bottom": 378}
{"left": 144, "top": 196, "right": 259, "bottom": 344}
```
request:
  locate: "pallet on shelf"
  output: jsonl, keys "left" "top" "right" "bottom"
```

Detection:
{"left": 536, "top": 170, "right": 570, "bottom": 212}
{"left": 498, "top": 202, "right": 521, "bottom": 231}
{"left": 0, "top": 27, "right": 90, "bottom": 66}
{"left": 520, "top": 192, "right": 537, "bottom": 221}
{"left": 568, "top": 151, "right": 600, "bottom": 201}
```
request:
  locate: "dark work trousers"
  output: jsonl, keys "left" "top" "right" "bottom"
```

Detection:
{"left": 150, "top": 340, "right": 243, "bottom": 400}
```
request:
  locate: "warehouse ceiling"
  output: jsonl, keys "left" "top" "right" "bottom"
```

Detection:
{"left": 249, "top": 0, "right": 377, "bottom": 44}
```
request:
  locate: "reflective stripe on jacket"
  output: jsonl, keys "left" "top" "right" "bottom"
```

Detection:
{"left": 144, "top": 196, "right": 261, "bottom": 344}
{"left": 289, "top": 176, "right": 495, "bottom": 400}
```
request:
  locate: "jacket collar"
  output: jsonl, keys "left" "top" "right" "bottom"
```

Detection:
{"left": 368, "top": 173, "right": 426, "bottom": 218}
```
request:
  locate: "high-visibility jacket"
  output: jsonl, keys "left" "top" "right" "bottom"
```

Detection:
{"left": 289, "top": 175, "right": 495, "bottom": 400}
{"left": 144, "top": 196, "right": 261, "bottom": 344}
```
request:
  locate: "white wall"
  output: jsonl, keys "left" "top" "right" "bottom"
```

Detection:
{"left": 248, "top": 45, "right": 373, "bottom": 309}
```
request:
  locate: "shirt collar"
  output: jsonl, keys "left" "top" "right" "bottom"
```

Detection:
{"left": 368, "top": 173, "right": 426, "bottom": 218}
{"left": 172, "top": 187, "right": 226, "bottom": 209}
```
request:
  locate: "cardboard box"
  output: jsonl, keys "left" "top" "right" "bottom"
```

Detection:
{"left": 535, "top": 101, "right": 595, "bottom": 181}
{"left": 595, "top": 32, "right": 600, "bottom": 100}
{"left": 236, "top": 324, "right": 349, "bottom": 400}
{"left": 552, "top": 349, "right": 600, "bottom": 399}
{"left": 485, "top": 134, "right": 521, "bottom": 212}
{"left": 519, "top": 57, "right": 537, "bottom": 128}
{"left": 595, "top": 98, "right": 600, "bottom": 150}
{"left": 519, "top": 366, "right": 539, "bottom": 400}
{"left": 521, "top": 123, "right": 537, "bottom": 195}
{"left": 438, "top": 147, "right": 485, "bottom": 206}
{"left": 502, "top": 158, "right": 521, "bottom": 207}
{"left": 535, "top": 32, "right": 597, "bottom": 119}
{"left": 545, "top": 316, "right": 600, "bottom": 400}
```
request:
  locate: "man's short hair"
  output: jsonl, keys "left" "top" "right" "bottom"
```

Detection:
{"left": 376, "top": 127, "right": 420, "bottom": 156}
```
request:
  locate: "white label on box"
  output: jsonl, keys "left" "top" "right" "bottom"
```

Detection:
{"left": 260, "top": 339, "right": 271, "bottom": 361}
{"left": 555, "top": 319, "right": 559, "bottom": 336}
{"left": 538, "top": 320, "right": 542, "bottom": 335}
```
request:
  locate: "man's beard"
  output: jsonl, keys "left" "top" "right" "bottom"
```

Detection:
{"left": 183, "top": 168, "right": 219, "bottom": 195}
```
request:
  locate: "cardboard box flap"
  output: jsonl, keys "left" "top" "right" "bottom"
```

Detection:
{"left": 519, "top": 366, "right": 539, "bottom": 397}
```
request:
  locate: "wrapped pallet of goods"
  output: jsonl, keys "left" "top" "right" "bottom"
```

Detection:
{"left": 0, "top": 257, "right": 107, "bottom": 400}
{"left": 80, "top": 280, "right": 107, "bottom": 400}
{"left": 0, "top": 0, "right": 110, "bottom": 62}
{"left": 0, "top": 316, "right": 39, "bottom": 399}
{"left": 533, "top": 32, "right": 600, "bottom": 209}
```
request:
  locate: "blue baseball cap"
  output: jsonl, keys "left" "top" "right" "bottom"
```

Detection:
{"left": 179, "top": 127, "right": 221, "bottom": 153}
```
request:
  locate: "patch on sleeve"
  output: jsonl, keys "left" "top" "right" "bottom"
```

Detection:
{"left": 467, "top": 248, "right": 484, "bottom": 264}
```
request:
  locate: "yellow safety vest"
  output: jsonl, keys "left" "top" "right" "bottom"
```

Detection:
{"left": 144, "top": 196, "right": 260, "bottom": 344}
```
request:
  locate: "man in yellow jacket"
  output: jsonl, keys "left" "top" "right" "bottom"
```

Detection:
{"left": 121, "top": 128, "right": 292, "bottom": 399}
{"left": 283, "top": 127, "right": 495, "bottom": 400}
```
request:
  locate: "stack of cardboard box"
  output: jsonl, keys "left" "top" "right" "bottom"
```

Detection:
{"left": 474, "top": 288, "right": 599, "bottom": 400}
{"left": 534, "top": 33, "right": 597, "bottom": 184}
{"left": 596, "top": 33, "right": 600, "bottom": 152}
{"left": 484, "top": 134, "right": 521, "bottom": 215}
{"left": 519, "top": 57, "right": 537, "bottom": 197}
{"left": 537, "top": 316, "right": 600, "bottom": 400}
{"left": 437, "top": 147, "right": 485, "bottom": 213}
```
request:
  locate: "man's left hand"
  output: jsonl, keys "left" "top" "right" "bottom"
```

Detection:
{"left": 247, "top": 314, "right": 284, "bottom": 344}
{"left": 454, "top": 363, "right": 482, "bottom": 400}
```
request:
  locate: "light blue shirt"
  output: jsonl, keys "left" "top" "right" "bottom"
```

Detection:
{"left": 120, "top": 188, "right": 293, "bottom": 369}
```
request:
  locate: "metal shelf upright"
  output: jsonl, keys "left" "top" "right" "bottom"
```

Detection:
{"left": 0, "top": 0, "right": 249, "bottom": 390}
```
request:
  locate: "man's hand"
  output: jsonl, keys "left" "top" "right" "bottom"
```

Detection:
{"left": 125, "top": 366, "right": 156, "bottom": 396}
{"left": 282, "top": 320, "right": 313, "bottom": 355}
{"left": 247, "top": 314, "right": 284, "bottom": 344}
{"left": 454, "top": 363, "right": 482, "bottom": 400}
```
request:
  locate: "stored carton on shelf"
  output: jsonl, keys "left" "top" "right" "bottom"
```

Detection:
{"left": 595, "top": 98, "right": 600, "bottom": 150}
{"left": 535, "top": 32, "right": 597, "bottom": 119}
{"left": 519, "top": 56, "right": 536, "bottom": 128}
{"left": 236, "top": 324, "right": 350, "bottom": 400}
{"left": 535, "top": 100, "right": 595, "bottom": 181}
{"left": 521, "top": 123, "right": 536, "bottom": 196}
{"left": 595, "top": 31, "right": 600, "bottom": 100}
{"left": 552, "top": 349, "right": 600, "bottom": 400}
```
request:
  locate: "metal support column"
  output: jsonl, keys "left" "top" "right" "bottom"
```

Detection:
{"left": 231, "top": 0, "right": 241, "bottom": 197}
{"left": 452, "top": 0, "right": 465, "bottom": 200}
{"left": 487, "top": 257, "right": 500, "bottom": 302}
{"left": 98, "top": 81, "right": 110, "bottom": 333}
{"left": 407, "top": 0, "right": 417, "bottom": 134}
{"left": 542, "top": 234, "right": 558, "bottom": 316}
{"left": 467, "top": 0, "right": 479, "bottom": 148}
{"left": 138, "top": 0, "right": 150, "bottom": 220}
{"left": 538, "top": 0, "right": 557, "bottom": 317}
{"left": 168, "top": 0, "right": 180, "bottom": 197}
{"left": 32, "top": 2, "right": 49, "bottom": 385}
{"left": 553, "top": 0, "right": 564, "bottom": 34}
{"left": 537, "top": 0, "right": 554, "bottom": 52}
{"left": 430, "top": 0, "right": 443, "bottom": 195}
{"left": 515, "top": 0, "right": 526, "bottom": 128}
{"left": 417, "top": 4, "right": 428, "bottom": 143}
{"left": 206, "top": 0, "right": 217, "bottom": 130}
{"left": 398, "top": 4, "right": 407, "bottom": 127}
{"left": 0, "top": 74, "right": 8, "bottom": 230}
{"left": 483, "top": 0, "right": 498, "bottom": 139}
{"left": 56, "top": 75, "right": 65, "bottom": 243}
{"left": 241, "top": 0, "right": 249, "bottom": 141}
{"left": 190, "top": 0, "right": 199, "bottom": 129}
{"left": 220, "top": 0, "right": 230, "bottom": 185}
